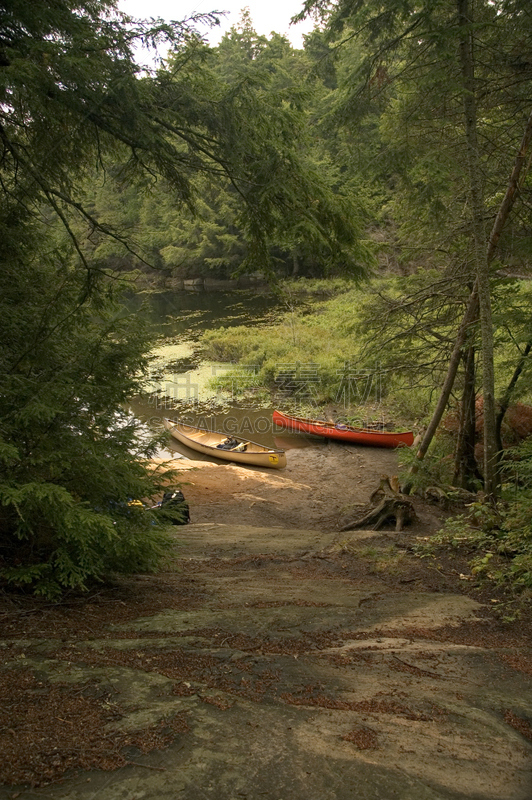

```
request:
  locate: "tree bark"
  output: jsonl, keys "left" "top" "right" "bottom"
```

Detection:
{"left": 453, "top": 345, "right": 480, "bottom": 490}
{"left": 458, "top": 0, "right": 498, "bottom": 498}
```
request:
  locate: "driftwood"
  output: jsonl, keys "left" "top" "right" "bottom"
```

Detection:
{"left": 341, "top": 475, "right": 417, "bottom": 532}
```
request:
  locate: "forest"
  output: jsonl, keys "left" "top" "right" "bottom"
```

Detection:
{"left": 1, "top": 0, "right": 532, "bottom": 600}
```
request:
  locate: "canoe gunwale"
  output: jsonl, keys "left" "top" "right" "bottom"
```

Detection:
{"left": 272, "top": 410, "right": 414, "bottom": 448}
{"left": 164, "top": 418, "right": 284, "bottom": 455}
{"left": 163, "top": 418, "right": 287, "bottom": 468}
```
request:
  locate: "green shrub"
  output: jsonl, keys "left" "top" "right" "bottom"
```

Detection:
{"left": 417, "top": 441, "right": 532, "bottom": 600}
{"left": 0, "top": 225, "right": 175, "bottom": 598}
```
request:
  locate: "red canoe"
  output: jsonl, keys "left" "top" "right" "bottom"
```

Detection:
{"left": 273, "top": 410, "right": 414, "bottom": 449}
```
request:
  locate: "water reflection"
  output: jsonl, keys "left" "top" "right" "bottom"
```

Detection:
{"left": 126, "top": 289, "right": 279, "bottom": 339}
{"left": 128, "top": 401, "right": 317, "bottom": 462}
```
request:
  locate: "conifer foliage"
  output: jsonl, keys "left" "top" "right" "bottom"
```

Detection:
{"left": 0, "top": 0, "right": 198, "bottom": 596}
{"left": 0, "top": 0, "right": 371, "bottom": 595}
{"left": 0, "top": 211, "right": 172, "bottom": 597}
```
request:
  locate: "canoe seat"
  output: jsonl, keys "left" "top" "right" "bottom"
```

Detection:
{"left": 216, "top": 437, "right": 247, "bottom": 452}
{"left": 232, "top": 442, "right": 249, "bottom": 452}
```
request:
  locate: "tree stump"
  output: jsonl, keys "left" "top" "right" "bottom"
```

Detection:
{"left": 341, "top": 475, "right": 417, "bottom": 532}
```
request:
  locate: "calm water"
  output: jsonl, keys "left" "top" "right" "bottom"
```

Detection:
{"left": 126, "top": 290, "right": 313, "bottom": 460}
{"left": 126, "top": 289, "right": 279, "bottom": 340}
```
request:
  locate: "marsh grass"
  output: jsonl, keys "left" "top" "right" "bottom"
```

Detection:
{"left": 201, "top": 282, "right": 421, "bottom": 427}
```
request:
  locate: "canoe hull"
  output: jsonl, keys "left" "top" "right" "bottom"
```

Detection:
{"left": 273, "top": 410, "right": 413, "bottom": 449}
{"left": 164, "top": 418, "right": 287, "bottom": 469}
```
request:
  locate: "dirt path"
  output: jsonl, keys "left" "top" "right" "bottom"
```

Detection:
{"left": 1, "top": 444, "right": 532, "bottom": 799}
{"left": 172, "top": 441, "right": 442, "bottom": 532}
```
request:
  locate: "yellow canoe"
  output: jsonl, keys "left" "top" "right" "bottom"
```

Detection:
{"left": 163, "top": 418, "right": 287, "bottom": 470}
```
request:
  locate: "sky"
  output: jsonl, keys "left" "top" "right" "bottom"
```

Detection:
{"left": 118, "top": 0, "right": 318, "bottom": 50}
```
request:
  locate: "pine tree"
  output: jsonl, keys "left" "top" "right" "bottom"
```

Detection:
{"left": 299, "top": 0, "right": 532, "bottom": 494}
{"left": 0, "top": 211, "right": 174, "bottom": 597}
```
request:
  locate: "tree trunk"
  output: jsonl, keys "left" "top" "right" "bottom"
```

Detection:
{"left": 453, "top": 345, "right": 480, "bottom": 490}
{"left": 458, "top": 0, "right": 498, "bottom": 498}
{"left": 401, "top": 288, "right": 478, "bottom": 493}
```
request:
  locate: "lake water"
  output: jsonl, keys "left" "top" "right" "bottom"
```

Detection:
{"left": 126, "top": 290, "right": 313, "bottom": 460}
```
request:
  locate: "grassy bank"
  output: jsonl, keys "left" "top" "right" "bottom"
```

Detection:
{"left": 200, "top": 279, "right": 430, "bottom": 429}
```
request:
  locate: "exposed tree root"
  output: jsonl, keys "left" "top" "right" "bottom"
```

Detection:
{"left": 341, "top": 476, "right": 417, "bottom": 532}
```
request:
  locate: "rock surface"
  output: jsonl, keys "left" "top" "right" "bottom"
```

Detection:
{"left": 1, "top": 444, "right": 532, "bottom": 799}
